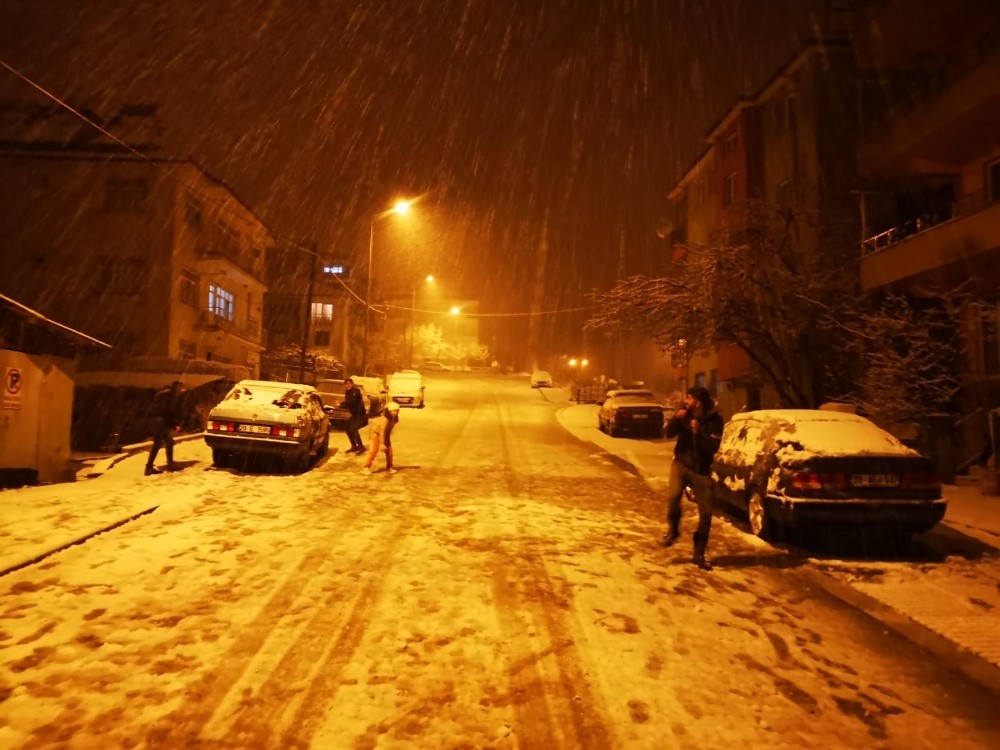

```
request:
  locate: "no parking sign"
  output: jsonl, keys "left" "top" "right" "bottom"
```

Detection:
{"left": 4, "top": 367, "right": 22, "bottom": 410}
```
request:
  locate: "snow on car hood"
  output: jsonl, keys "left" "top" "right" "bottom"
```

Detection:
{"left": 209, "top": 385, "right": 308, "bottom": 421}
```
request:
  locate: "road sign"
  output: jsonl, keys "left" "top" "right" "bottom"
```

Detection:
{"left": 4, "top": 367, "right": 23, "bottom": 410}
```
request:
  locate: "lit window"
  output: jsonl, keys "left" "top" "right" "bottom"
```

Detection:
{"left": 208, "top": 284, "right": 235, "bottom": 320}
{"left": 311, "top": 302, "right": 334, "bottom": 320}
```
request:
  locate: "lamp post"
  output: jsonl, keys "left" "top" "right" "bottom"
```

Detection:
{"left": 362, "top": 199, "right": 412, "bottom": 374}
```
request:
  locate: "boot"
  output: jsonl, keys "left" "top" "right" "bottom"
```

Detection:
{"left": 661, "top": 529, "right": 680, "bottom": 548}
{"left": 144, "top": 465, "right": 161, "bottom": 476}
{"left": 692, "top": 532, "right": 712, "bottom": 571}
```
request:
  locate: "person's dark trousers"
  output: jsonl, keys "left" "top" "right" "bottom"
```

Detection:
{"left": 664, "top": 459, "right": 696, "bottom": 537}
{"left": 689, "top": 473, "right": 714, "bottom": 561}
{"left": 146, "top": 418, "right": 174, "bottom": 471}
{"left": 346, "top": 416, "right": 364, "bottom": 452}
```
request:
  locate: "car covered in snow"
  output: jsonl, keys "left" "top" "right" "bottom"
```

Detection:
{"left": 597, "top": 389, "right": 664, "bottom": 438}
{"left": 317, "top": 379, "right": 373, "bottom": 428}
{"left": 530, "top": 370, "right": 553, "bottom": 388}
{"left": 388, "top": 370, "right": 425, "bottom": 408}
{"left": 204, "top": 380, "right": 330, "bottom": 472}
{"left": 710, "top": 409, "right": 946, "bottom": 539}
{"left": 420, "top": 361, "right": 452, "bottom": 372}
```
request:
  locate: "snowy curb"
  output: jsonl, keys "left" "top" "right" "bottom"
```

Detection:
{"left": 802, "top": 567, "right": 1000, "bottom": 696}
{"left": 0, "top": 505, "right": 159, "bottom": 578}
{"left": 75, "top": 433, "right": 205, "bottom": 479}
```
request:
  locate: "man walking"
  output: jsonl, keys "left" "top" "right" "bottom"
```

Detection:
{"left": 661, "top": 386, "right": 724, "bottom": 570}
{"left": 340, "top": 378, "right": 367, "bottom": 453}
{"left": 361, "top": 401, "right": 400, "bottom": 475}
{"left": 145, "top": 380, "right": 187, "bottom": 476}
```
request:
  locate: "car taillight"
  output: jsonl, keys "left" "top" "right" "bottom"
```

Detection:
{"left": 901, "top": 472, "right": 940, "bottom": 490}
{"left": 210, "top": 421, "right": 235, "bottom": 432}
{"left": 790, "top": 471, "right": 846, "bottom": 490}
{"left": 270, "top": 425, "right": 300, "bottom": 438}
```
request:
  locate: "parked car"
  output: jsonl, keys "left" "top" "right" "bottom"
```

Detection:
{"left": 388, "top": 370, "right": 425, "bottom": 408}
{"left": 316, "top": 379, "right": 372, "bottom": 428}
{"left": 204, "top": 380, "right": 330, "bottom": 472}
{"left": 530, "top": 370, "right": 553, "bottom": 388}
{"left": 349, "top": 374, "right": 386, "bottom": 416}
{"left": 710, "top": 409, "right": 946, "bottom": 540}
{"left": 597, "top": 389, "right": 664, "bottom": 438}
{"left": 421, "top": 361, "right": 452, "bottom": 372}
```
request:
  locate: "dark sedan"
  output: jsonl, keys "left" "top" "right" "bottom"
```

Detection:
{"left": 710, "top": 409, "right": 946, "bottom": 540}
{"left": 597, "top": 389, "right": 665, "bottom": 438}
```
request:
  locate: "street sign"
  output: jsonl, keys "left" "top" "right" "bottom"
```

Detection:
{"left": 4, "top": 366, "right": 23, "bottom": 410}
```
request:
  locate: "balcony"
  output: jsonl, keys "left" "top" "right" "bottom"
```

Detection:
{"left": 196, "top": 309, "right": 261, "bottom": 344}
{"left": 860, "top": 190, "right": 1000, "bottom": 291}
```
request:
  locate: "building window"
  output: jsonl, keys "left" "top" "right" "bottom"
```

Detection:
{"left": 180, "top": 268, "right": 198, "bottom": 306}
{"left": 314, "top": 330, "right": 331, "bottom": 346}
{"left": 723, "top": 172, "right": 738, "bottom": 207}
{"left": 208, "top": 284, "right": 235, "bottom": 320}
{"left": 105, "top": 177, "right": 149, "bottom": 212}
{"left": 178, "top": 339, "right": 196, "bottom": 360}
{"left": 311, "top": 302, "right": 334, "bottom": 320}
{"left": 988, "top": 160, "right": 1000, "bottom": 204}
{"left": 185, "top": 195, "right": 203, "bottom": 230}
{"left": 724, "top": 133, "right": 739, "bottom": 154}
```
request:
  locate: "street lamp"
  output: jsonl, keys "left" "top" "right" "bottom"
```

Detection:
{"left": 362, "top": 199, "right": 413, "bottom": 374}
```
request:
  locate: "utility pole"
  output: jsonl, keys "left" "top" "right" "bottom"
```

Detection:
{"left": 297, "top": 241, "right": 318, "bottom": 384}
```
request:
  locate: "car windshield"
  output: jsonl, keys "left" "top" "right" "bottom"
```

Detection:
{"left": 615, "top": 392, "right": 656, "bottom": 402}
{"left": 224, "top": 384, "right": 304, "bottom": 407}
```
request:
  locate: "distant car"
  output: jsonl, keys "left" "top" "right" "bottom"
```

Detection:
{"left": 597, "top": 389, "right": 664, "bottom": 438}
{"left": 710, "top": 409, "right": 946, "bottom": 540}
{"left": 388, "top": 370, "right": 425, "bottom": 408}
{"left": 421, "top": 361, "right": 452, "bottom": 372}
{"left": 316, "top": 379, "right": 372, "bottom": 428}
{"left": 204, "top": 380, "right": 330, "bottom": 472}
{"left": 348, "top": 374, "right": 386, "bottom": 416}
{"left": 530, "top": 370, "right": 553, "bottom": 388}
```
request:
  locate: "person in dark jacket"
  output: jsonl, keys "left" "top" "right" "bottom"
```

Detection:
{"left": 661, "top": 386, "right": 725, "bottom": 570}
{"left": 340, "top": 378, "right": 367, "bottom": 453}
{"left": 145, "top": 380, "right": 187, "bottom": 476}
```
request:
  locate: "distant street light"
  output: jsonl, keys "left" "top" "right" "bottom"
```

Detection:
{"left": 362, "top": 199, "right": 414, "bottom": 374}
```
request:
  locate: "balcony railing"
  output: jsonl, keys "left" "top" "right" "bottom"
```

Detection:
{"left": 862, "top": 189, "right": 995, "bottom": 256}
{"left": 197, "top": 309, "right": 261, "bottom": 343}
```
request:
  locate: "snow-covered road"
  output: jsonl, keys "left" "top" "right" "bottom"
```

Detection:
{"left": 1, "top": 375, "right": 998, "bottom": 748}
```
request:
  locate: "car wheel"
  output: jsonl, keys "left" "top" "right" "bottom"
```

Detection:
{"left": 212, "top": 448, "right": 228, "bottom": 468}
{"left": 747, "top": 489, "right": 773, "bottom": 539}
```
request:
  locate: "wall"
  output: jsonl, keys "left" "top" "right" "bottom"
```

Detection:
{"left": 0, "top": 349, "right": 75, "bottom": 485}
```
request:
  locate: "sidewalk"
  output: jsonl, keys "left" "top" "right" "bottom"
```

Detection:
{"left": 556, "top": 400, "right": 1000, "bottom": 688}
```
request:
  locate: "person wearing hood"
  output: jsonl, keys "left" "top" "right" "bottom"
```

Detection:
{"left": 661, "top": 386, "right": 725, "bottom": 570}
{"left": 362, "top": 401, "right": 400, "bottom": 475}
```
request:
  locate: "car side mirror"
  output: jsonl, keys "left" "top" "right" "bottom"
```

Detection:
{"left": 323, "top": 406, "right": 336, "bottom": 415}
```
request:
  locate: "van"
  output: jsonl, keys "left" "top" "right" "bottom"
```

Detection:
{"left": 388, "top": 370, "right": 425, "bottom": 408}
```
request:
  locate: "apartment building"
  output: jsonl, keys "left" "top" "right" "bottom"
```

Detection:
{"left": 852, "top": 2, "right": 1000, "bottom": 407}
{"left": 664, "top": 40, "right": 860, "bottom": 418}
{"left": 0, "top": 103, "right": 273, "bottom": 377}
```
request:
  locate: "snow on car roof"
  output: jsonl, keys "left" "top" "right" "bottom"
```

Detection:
{"left": 724, "top": 409, "right": 916, "bottom": 462}
{"left": 222, "top": 380, "right": 312, "bottom": 405}
{"left": 607, "top": 390, "right": 656, "bottom": 400}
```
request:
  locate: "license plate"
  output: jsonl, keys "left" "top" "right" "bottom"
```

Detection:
{"left": 238, "top": 424, "right": 271, "bottom": 434}
{"left": 850, "top": 473, "right": 899, "bottom": 487}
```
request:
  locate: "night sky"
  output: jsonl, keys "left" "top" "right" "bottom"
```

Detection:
{"left": 0, "top": 0, "right": 827, "bottom": 356}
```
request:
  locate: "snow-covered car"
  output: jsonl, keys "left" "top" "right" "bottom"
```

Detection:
{"left": 597, "top": 389, "right": 664, "bottom": 438}
{"left": 530, "top": 370, "right": 553, "bottom": 388}
{"left": 388, "top": 370, "right": 425, "bottom": 408}
{"left": 420, "top": 361, "right": 452, "bottom": 372}
{"left": 316, "top": 379, "right": 372, "bottom": 428}
{"left": 348, "top": 375, "right": 386, "bottom": 416}
{"left": 710, "top": 409, "right": 946, "bottom": 540}
{"left": 204, "top": 380, "right": 330, "bottom": 472}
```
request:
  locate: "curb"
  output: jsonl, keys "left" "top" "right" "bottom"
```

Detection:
{"left": 801, "top": 566, "right": 1000, "bottom": 696}
{"left": 75, "top": 433, "right": 205, "bottom": 478}
{"left": 0, "top": 505, "right": 159, "bottom": 579}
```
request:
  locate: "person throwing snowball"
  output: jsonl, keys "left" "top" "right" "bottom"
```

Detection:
{"left": 362, "top": 401, "right": 400, "bottom": 475}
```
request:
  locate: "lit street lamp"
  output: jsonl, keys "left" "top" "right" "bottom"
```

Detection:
{"left": 362, "top": 199, "right": 412, "bottom": 374}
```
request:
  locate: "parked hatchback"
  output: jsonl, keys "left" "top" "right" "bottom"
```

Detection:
{"left": 710, "top": 409, "right": 946, "bottom": 540}
{"left": 388, "top": 370, "right": 426, "bottom": 408}
{"left": 597, "top": 389, "right": 664, "bottom": 438}
{"left": 204, "top": 380, "right": 330, "bottom": 472}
